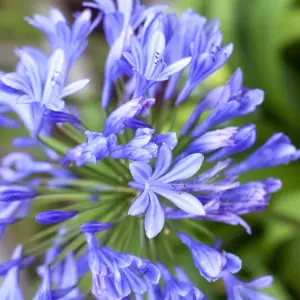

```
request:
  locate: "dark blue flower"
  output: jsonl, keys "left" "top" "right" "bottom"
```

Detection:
{"left": 129, "top": 144, "right": 205, "bottom": 238}
{"left": 123, "top": 117, "right": 153, "bottom": 130}
{"left": 0, "top": 185, "right": 37, "bottom": 202}
{"left": 44, "top": 110, "right": 80, "bottom": 124}
{"left": 81, "top": 221, "right": 113, "bottom": 233}
{"left": 178, "top": 233, "right": 241, "bottom": 282}
{"left": 223, "top": 272, "right": 276, "bottom": 300}
{"left": 36, "top": 211, "right": 77, "bottom": 224}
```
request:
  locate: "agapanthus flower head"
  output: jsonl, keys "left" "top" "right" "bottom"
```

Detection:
{"left": 0, "top": 0, "right": 298, "bottom": 298}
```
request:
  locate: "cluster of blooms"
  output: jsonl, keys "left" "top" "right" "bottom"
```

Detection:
{"left": 0, "top": 0, "right": 298, "bottom": 299}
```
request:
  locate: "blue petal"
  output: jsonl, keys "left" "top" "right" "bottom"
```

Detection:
{"left": 157, "top": 57, "right": 192, "bottom": 80}
{"left": 121, "top": 268, "right": 148, "bottom": 295}
{"left": 159, "top": 153, "right": 204, "bottom": 183}
{"left": 151, "top": 144, "right": 173, "bottom": 180}
{"left": 42, "top": 49, "right": 65, "bottom": 110}
{"left": 145, "top": 191, "right": 165, "bottom": 238}
{"left": 247, "top": 276, "right": 273, "bottom": 289}
{"left": 129, "top": 162, "right": 152, "bottom": 183}
{"left": 60, "top": 79, "right": 90, "bottom": 98}
{"left": 128, "top": 190, "right": 150, "bottom": 216}
{"left": 153, "top": 187, "right": 205, "bottom": 216}
{"left": 178, "top": 233, "right": 223, "bottom": 282}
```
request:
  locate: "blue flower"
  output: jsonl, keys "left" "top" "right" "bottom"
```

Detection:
{"left": 123, "top": 21, "right": 192, "bottom": 97}
{"left": 156, "top": 262, "right": 206, "bottom": 299}
{"left": 0, "top": 152, "right": 52, "bottom": 182}
{"left": 36, "top": 211, "right": 77, "bottom": 224}
{"left": 2, "top": 49, "right": 89, "bottom": 111}
{"left": 1, "top": 48, "right": 90, "bottom": 136}
{"left": 111, "top": 128, "right": 157, "bottom": 162}
{"left": 218, "top": 178, "right": 282, "bottom": 215}
{"left": 104, "top": 96, "right": 155, "bottom": 135}
{"left": 129, "top": 144, "right": 205, "bottom": 238}
{"left": 174, "top": 266, "right": 206, "bottom": 300}
{"left": 0, "top": 105, "right": 19, "bottom": 128}
{"left": 0, "top": 185, "right": 37, "bottom": 202}
{"left": 166, "top": 176, "right": 281, "bottom": 234}
{"left": 82, "top": 229, "right": 160, "bottom": 299}
{"left": 178, "top": 233, "right": 241, "bottom": 282}
{"left": 33, "top": 266, "right": 74, "bottom": 300}
{"left": 181, "top": 68, "right": 264, "bottom": 136}
{"left": 226, "top": 133, "right": 300, "bottom": 177}
{"left": 182, "top": 124, "right": 256, "bottom": 162}
{"left": 0, "top": 245, "right": 25, "bottom": 299}
{"left": 164, "top": 9, "right": 207, "bottom": 100}
{"left": 25, "top": 8, "right": 101, "bottom": 70}
{"left": 61, "top": 144, "right": 85, "bottom": 167}
{"left": 0, "top": 70, "right": 51, "bottom": 137}
{"left": 44, "top": 110, "right": 80, "bottom": 124}
{"left": 111, "top": 128, "right": 177, "bottom": 162}
{"left": 84, "top": 0, "right": 168, "bottom": 108}
{"left": 176, "top": 19, "right": 233, "bottom": 105}
{"left": 80, "top": 131, "right": 117, "bottom": 165}
{"left": 223, "top": 273, "right": 276, "bottom": 300}
{"left": 0, "top": 193, "right": 34, "bottom": 239}
{"left": 36, "top": 228, "right": 85, "bottom": 299}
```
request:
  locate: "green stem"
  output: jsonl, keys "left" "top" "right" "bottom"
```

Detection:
{"left": 45, "top": 179, "right": 135, "bottom": 194}
{"left": 168, "top": 106, "right": 179, "bottom": 132}
{"left": 34, "top": 193, "right": 91, "bottom": 202}
{"left": 59, "top": 123, "right": 85, "bottom": 144}
{"left": 183, "top": 219, "right": 215, "bottom": 239}
{"left": 102, "top": 158, "right": 130, "bottom": 181}
{"left": 160, "top": 233, "right": 175, "bottom": 262}
{"left": 149, "top": 238, "right": 157, "bottom": 262}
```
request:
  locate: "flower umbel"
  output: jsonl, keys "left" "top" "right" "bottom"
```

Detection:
{"left": 0, "top": 0, "right": 297, "bottom": 299}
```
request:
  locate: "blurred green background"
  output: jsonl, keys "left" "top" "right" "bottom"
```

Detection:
{"left": 2, "top": 0, "right": 300, "bottom": 299}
